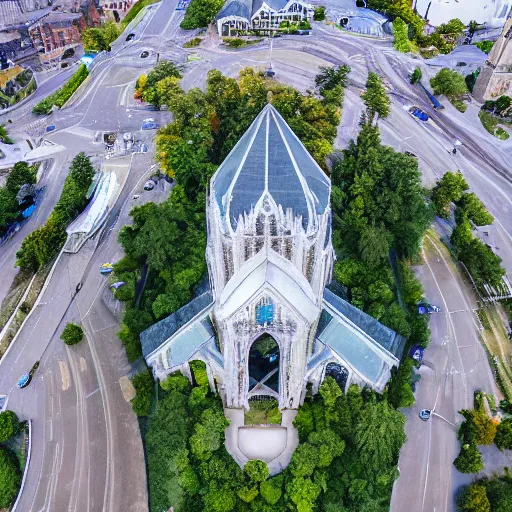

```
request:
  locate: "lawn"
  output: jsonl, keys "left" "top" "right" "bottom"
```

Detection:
{"left": 479, "top": 110, "right": 511, "bottom": 140}
{"left": 244, "top": 398, "right": 282, "bottom": 425}
{"left": 450, "top": 98, "right": 468, "bottom": 113}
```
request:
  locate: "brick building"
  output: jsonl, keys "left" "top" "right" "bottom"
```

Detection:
{"left": 28, "top": 12, "right": 86, "bottom": 67}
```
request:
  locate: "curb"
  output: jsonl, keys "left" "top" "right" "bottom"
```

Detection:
{"left": 0, "top": 249, "right": 64, "bottom": 367}
{"left": 0, "top": 273, "right": 37, "bottom": 344}
{"left": 11, "top": 419, "right": 32, "bottom": 512}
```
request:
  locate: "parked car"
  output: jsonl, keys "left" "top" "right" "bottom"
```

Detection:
{"left": 46, "top": 124, "right": 56, "bottom": 133}
{"left": 17, "top": 361, "right": 40, "bottom": 389}
{"left": 140, "top": 51, "right": 149, "bottom": 58}
{"left": 141, "top": 122, "right": 159, "bottom": 130}
{"left": 126, "top": 33, "right": 135, "bottom": 41}
{"left": 100, "top": 263, "right": 114, "bottom": 275}
{"left": 144, "top": 180, "right": 155, "bottom": 191}
{"left": 419, "top": 409, "right": 432, "bottom": 421}
{"left": 405, "top": 151, "right": 417, "bottom": 158}
{"left": 409, "top": 106, "right": 429, "bottom": 122}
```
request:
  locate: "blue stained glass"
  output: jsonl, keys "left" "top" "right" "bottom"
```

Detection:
{"left": 256, "top": 303, "right": 274, "bottom": 325}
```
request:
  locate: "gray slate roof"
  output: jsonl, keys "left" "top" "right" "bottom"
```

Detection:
{"left": 211, "top": 104, "right": 330, "bottom": 230}
{"left": 140, "top": 289, "right": 213, "bottom": 358}
{"left": 321, "top": 288, "right": 406, "bottom": 359}
{"left": 216, "top": 0, "right": 252, "bottom": 20}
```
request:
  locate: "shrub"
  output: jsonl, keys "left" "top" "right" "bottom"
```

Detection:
{"left": 184, "top": 37, "right": 202, "bottom": 48}
{"left": 410, "top": 67, "right": 422, "bottom": 84}
{"left": 0, "top": 448, "right": 21, "bottom": 509}
{"left": 180, "top": 0, "right": 224, "bottom": 30}
{"left": 430, "top": 68, "right": 468, "bottom": 98}
{"left": 131, "top": 371, "right": 154, "bottom": 416}
{"left": 313, "top": 6, "right": 326, "bottom": 21}
{"left": 457, "top": 483, "right": 491, "bottom": 512}
{"left": 33, "top": 64, "right": 88, "bottom": 114}
{"left": 0, "top": 410, "right": 20, "bottom": 443}
{"left": 454, "top": 443, "right": 484, "bottom": 474}
{"left": 60, "top": 322, "right": 84, "bottom": 345}
{"left": 494, "top": 418, "right": 512, "bottom": 451}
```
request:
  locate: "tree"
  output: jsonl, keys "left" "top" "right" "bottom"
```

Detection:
{"left": 393, "top": 17, "right": 411, "bottom": 53}
{"left": 458, "top": 238, "right": 505, "bottom": 288}
{"left": 5, "top": 161, "right": 36, "bottom": 194}
{"left": 0, "top": 410, "right": 20, "bottom": 443}
{"left": 358, "top": 224, "right": 392, "bottom": 267}
{"left": 60, "top": 322, "right": 84, "bottom": 345}
{"left": 458, "top": 483, "right": 491, "bottom": 512}
{"left": 430, "top": 68, "right": 468, "bottom": 98}
{"left": 189, "top": 408, "right": 229, "bottom": 461}
{"left": 410, "top": 67, "right": 422, "bottom": 84}
{"left": 436, "top": 18, "right": 466, "bottom": 36}
{"left": 456, "top": 193, "right": 494, "bottom": 226}
{"left": 203, "top": 487, "right": 237, "bottom": 512}
{"left": 180, "top": 0, "right": 225, "bottom": 30}
{"left": 451, "top": 215, "right": 473, "bottom": 249}
{"left": 68, "top": 152, "right": 95, "bottom": 191}
{"left": 494, "top": 419, "right": 512, "bottom": 451}
{"left": 0, "top": 448, "right": 21, "bottom": 509}
{"left": 355, "top": 400, "right": 406, "bottom": 471}
{"left": 454, "top": 443, "right": 484, "bottom": 473}
{"left": 244, "top": 460, "right": 269, "bottom": 483}
{"left": 0, "top": 188, "right": 18, "bottom": 231}
{"left": 285, "top": 476, "right": 321, "bottom": 512}
{"left": 361, "top": 72, "right": 390, "bottom": 119}
{"left": 431, "top": 171, "right": 469, "bottom": 217}
{"left": 131, "top": 371, "right": 154, "bottom": 416}
{"left": 260, "top": 476, "right": 283, "bottom": 505}
{"left": 313, "top": 6, "right": 326, "bottom": 21}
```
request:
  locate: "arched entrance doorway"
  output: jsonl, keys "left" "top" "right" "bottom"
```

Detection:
{"left": 325, "top": 362, "right": 349, "bottom": 391}
{"left": 248, "top": 334, "right": 280, "bottom": 393}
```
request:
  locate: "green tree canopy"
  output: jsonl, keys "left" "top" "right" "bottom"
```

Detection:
{"left": 454, "top": 443, "right": 484, "bottom": 473}
{"left": 0, "top": 410, "right": 20, "bottom": 443}
{"left": 494, "top": 419, "right": 512, "bottom": 451}
{"left": 244, "top": 460, "right": 269, "bottom": 483}
{"left": 131, "top": 371, "right": 154, "bottom": 416}
{"left": 393, "top": 17, "right": 411, "bottom": 53}
{"left": 456, "top": 192, "right": 494, "bottom": 226}
{"left": 361, "top": 72, "right": 390, "bottom": 119}
{"left": 60, "top": 323, "right": 84, "bottom": 345}
{"left": 0, "top": 448, "right": 21, "bottom": 508}
{"left": 180, "top": 0, "right": 225, "bottom": 30}
{"left": 5, "top": 161, "right": 36, "bottom": 194}
{"left": 431, "top": 171, "right": 469, "bottom": 218}
{"left": 430, "top": 68, "right": 468, "bottom": 98}
{"left": 458, "top": 483, "right": 491, "bottom": 512}
{"left": 355, "top": 399, "right": 406, "bottom": 471}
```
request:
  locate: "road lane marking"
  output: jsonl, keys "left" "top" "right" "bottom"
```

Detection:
{"left": 85, "top": 388, "right": 99, "bottom": 399}
{"left": 59, "top": 360, "right": 70, "bottom": 391}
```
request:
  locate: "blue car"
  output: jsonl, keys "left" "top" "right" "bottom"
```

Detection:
{"left": 410, "top": 107, "right": 429, "bottom": 122}
{"left": 141, "top": 122, "right": 159, "bottom": 130}
{"left": 46, "top": 124, "right": 56, "bottom": 133}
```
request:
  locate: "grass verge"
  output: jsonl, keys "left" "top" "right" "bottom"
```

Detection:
{"left": 450, "top": 98, "right": 468, "bottom": 113}
{"left": 479, "top": 110, "right": 511, "bottom": 140}
{"left": 122, "top": 0, "right": 159, "bottom": 28}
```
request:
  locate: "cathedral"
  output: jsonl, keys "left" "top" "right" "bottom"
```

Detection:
{"left": 142, "top": 104, "right": 404, "bottom": 416}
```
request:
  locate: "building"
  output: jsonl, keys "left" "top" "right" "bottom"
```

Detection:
{"left": 99, "top": 0, "right": 137, "bottom": 22}
{"left": 28, "top": 12, "right": 85, "bottom": 68}
{"left": 473, "top": 17, "right": 512, "bottom": 101}
{"left": 414, "top": 0, "right": 512, "bottom": 29}
{"left": 216, "top": 0, "right": 314, "bottom": 36}
{"left": 142, "top": 104, "right": 404, "bottom": 421}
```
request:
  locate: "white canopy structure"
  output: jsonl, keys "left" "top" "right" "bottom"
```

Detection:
{"left": 414, "top": 0, "right": 512, "bottom": 28}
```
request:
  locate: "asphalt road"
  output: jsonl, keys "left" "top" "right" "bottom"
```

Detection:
{"left": 391, "top": 233, "right": 511, "bottom": 512}
{"left": 1, "top": 3, "right": 512, "bottom": 512}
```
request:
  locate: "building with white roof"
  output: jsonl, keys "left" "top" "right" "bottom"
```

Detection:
{"left": 216, "top": 0, "right": 314, "bottom": 35}
{"left": 414, "top": 0, "right": 512, "bottom": 29}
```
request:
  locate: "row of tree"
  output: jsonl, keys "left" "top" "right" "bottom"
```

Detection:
{"left": 32, "top": 64, "right": 89, "bottom": 115}
{"left": 146, "top": 364, "right": 406, "bottom": 512}
{"left": 458, "top": 473, "right": 512, "bottom": 512}
{"left": 16, "top": 153, "right": 95, "bottom": 273}
{"left": 82, "top": 21, "right": 120, "bottom": 52}
{"left": 0, "top": 410, "right": 23, "bottom": 508}
{"left": 179, "top": 0, "right": 225, "bottom": 30}
{"left": 431, "top": 171, "right": 505, "bottom": 290}
{"left": 0, "top": 161, "right": 37, "bottom": 234}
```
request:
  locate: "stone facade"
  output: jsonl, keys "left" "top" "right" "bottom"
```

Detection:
{"left": 474, "top": 17, "right": 512, "bottom": 102}
{"left": 142, "top": 104, "right": 404, "bottom": 416}
{"left": 216, "top": 0, "right": 314, "bottom": 36}
{"left": 28, "top": 12, "right": 85, "bottom": 67}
